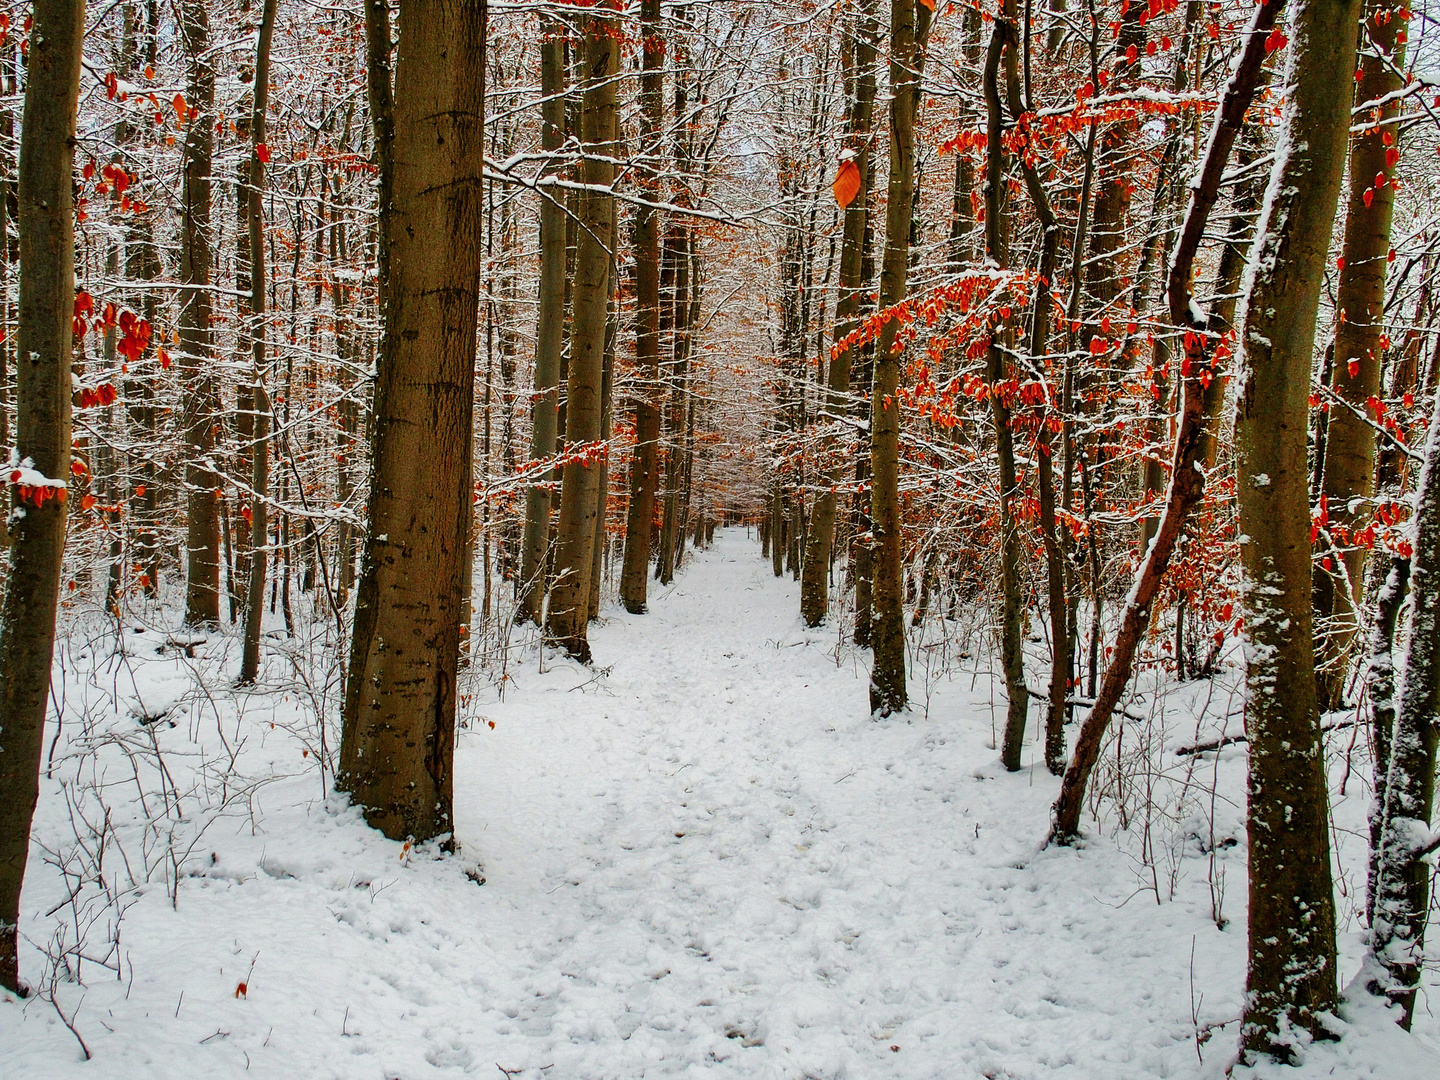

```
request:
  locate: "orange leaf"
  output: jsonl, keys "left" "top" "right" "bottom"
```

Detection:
{"left": 832, "top": 157, "right": 861, "bottom": 209}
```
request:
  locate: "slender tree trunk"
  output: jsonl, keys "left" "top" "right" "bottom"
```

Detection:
{"left": 657, "top": 229, "right": 690, "bottom": 586}
{"left": 1363, "top": 554, "right": 1409, "bottom": 927}
{"left": 1314, "top": 0, "right": 1407, "bottom": 710}
{"left": 339, "top": 0, "right": 484, "bottom": 841}
{"left": 620, "top": 0, "right": 664, "bottom": 614}
{"left": 1234, "top": 0, "right": 1357, "bottom": 1056}
{"left": 867, "top": 0, "right": 931, "bottom": 716}
{"left": 802, "top": 0, "right": 878, "bottom": 628}
{"left": 180, "top": 0, "right": 220, "bottom": 626}
{"left": 238, "top": 0, "right": 278, "bottom": 685}
{"left": 0, "top": 0, "right": 82, "bottom": 995}
{"left": 982, "top": 9, "right": 1028, "bottom": 767}
{"left": 1002, "top": 24, "right": 1065, "bottom": 772}
{"left": 519, "top": 17, "right": 567, "bottom": 626}
{"left": 1365, "top": 403, "right": 1440, "bottom": 1028}
{"left": 547, "top": 11, "right": 617, "bottom": 659}
{"left": 589, "top": 273, "right": 616, "bottom": 622}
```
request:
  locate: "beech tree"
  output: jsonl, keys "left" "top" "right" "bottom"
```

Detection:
{"left": 1233, "top": 0, "right": 1359, "bottom": 1055}
{"left": 0, "top": 0, "right": 83, "bottom": 994}
{"left": 339, "top": 0, "right": 488, "bottom": 841}
{"left": 547, "top": 5, "right": 618, "bottom": 659}
{"left": 867, "top": 0, "right": 932, "bottom": 716}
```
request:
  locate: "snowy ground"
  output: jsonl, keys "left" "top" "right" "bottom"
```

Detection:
{"left": 3, "top": 529, "right": 1437, "bottom": 1078}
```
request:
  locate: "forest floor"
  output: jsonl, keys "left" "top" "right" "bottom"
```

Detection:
{"left": 2, "top": 529, "right": 1437, "bottom": 1079}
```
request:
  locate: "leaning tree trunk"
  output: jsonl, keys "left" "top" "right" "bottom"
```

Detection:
{"left": 339, "top": 0, "right": 487, "bottom": 842}
{"left": 1050, "top": 0, "right": 1286, "bottom": 838}
{"left": 179, "top": 0, "right": 220, "bottom": 627}
{"left": 518, "top": 15, "right": 567, "bottom": 626}
{"left": 0, "top": 0, "right": 82, "bottom": 995}
{"left": 546, "top": 11, "right": 618, "bottom": 660}
{"left": 801, "top": 0, "right": 878, "bottom": 628}
{"left": 619, "top": 0, "right": 664, "bottom": 615}
{"left": 1234, "top": 0, "right": 1357, "bottom": 1058}
{"left": 1313, "top": 0, "right": 1407, "bottom": 710}
{"left": 238, "top": 0, "right": 278, "bottom": 685}
{"left": 1365, "top": 400, "right": 1440, "bottom": 1029}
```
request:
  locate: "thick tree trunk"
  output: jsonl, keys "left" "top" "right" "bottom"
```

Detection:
{"left": 620, "top": 0, "right": 663, "bottom": 615}
{"left": 519, "top": 17, "right": 567, "bottom": 626}
{"left": 180, "top": 0, "right": 220, "bottom": 627}
{"left": 1234, "top": 0, "right": 1357, "bottom": 1057}
{"left": 1314, "top": 0, "right": 1407, "bottom": 710}
{"left": 0, "top": 0, "right": 82, "bottom": 995}
{"left": 547, "top": 12, "right": 617, "bottom": 659}
{"left": 339, "top": 0, "right": 486, "bottom": 842}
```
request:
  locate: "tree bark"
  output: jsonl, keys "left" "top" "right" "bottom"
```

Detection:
{"left": 1002, "top": 20, "right": 1064, "bottom": 773}
{"left": 1234, "top": 0, "right": 1357, "bottom": 1057}
{"left": 802, "top": 0, "right": 878, "bottom": 628}
{"left": 339, "top": 0, "right": 486, "bottom": 842}
{"left": 547, "top": 10, "right": 618, "bottom": 659}
{"left": 1314, "top": 0, "right": 1407, "bottom": 710}
{"left": 867, "top": 0, "right": 930, "bottom": 716}
{"left": 1365, "top": 404, "right": 1440, "bottom": 1029}
{"left": 982, "top": 9, "right": 1028, "bottom": 768}
{"left": 238, "top": 0, "right": 278, "bottom": 685}
{"left": 620, "top": 0, "right": 664, "bottom": 614}
{"left": 180, "top": 0, "right": 220, "bottom": 626}
{"left": 519, "top": 15, "right": 568, "bottom": 626}
{"left": 0, "top": 0, "right": 82, "bottom": 995}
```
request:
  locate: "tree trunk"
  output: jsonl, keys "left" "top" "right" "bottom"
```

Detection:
{"left": 339, "top": 0, "right": 486, "bottom": 842}
{"left": 519, "top": 16, "right": 567, "bottom": 626}
{"left": 180, "top": 0, "right": 220, "bottom": 626}
{"left": 546, "top": 11, "right": 617, "bottom": 659}
{"left": 1234, "top": 0, "right": 1357, "bottom": 1056}
{"left": 620, "top": 0, "right": 664, "bottom": 615}
{"left": 801, "top": 0, "right": 878, "bottom": 628}
{"left": 867, "top": 0, "right": 930, "bottom": 717}
{"left": 0, "top": 0, "right": 82, "bottom": 995}
{"left": 238, "top": 0, "right": 278, "bottom": 685}
{"left": 589, "top": 270, "right": 616, "bottom": 621}
{"left": 982, "top": 10, "right": 1028, "bottom": 768}
{"left": 1314, "top": 0, "right": 1407, "bottom": 710}
{"left": 1364, "top": 403, "right": 1440, "bottom": 1029}
{"left": 1002, "top": 23, "right": 1064, "bottom": 773}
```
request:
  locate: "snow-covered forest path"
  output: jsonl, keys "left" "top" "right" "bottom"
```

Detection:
{"left": 466, "top": 529, "right": 1232, "bottom": 1079}
{"left": 5, "top": 530, "right": 1430, "bottom": 1079}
